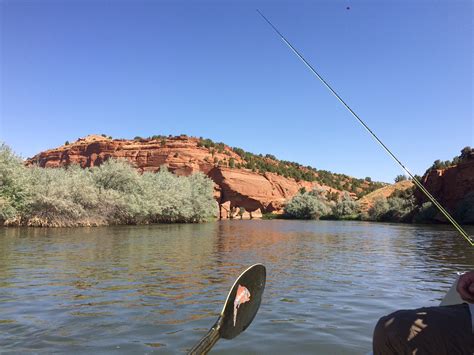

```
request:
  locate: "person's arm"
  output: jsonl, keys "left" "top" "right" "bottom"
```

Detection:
{"left": 457, "top": 271, "right": 474, "bottom": 303}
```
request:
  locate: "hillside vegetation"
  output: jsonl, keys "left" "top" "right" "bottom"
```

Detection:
{"left": 282, "top": 147, "right": 474, "bottom": 224}
{"left": 424, "top": 146, "right": 472, "bottom": 173}
{"left": 281, "top": 184, "right": 416, "bottom": 223}
{"left": 193, "top": 136, "right": 385, "bottom": 197}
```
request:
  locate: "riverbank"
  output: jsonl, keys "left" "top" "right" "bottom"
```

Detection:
{"left": 0, "top": 145, "right": 217, "bottom": 227}
{"left": 2, "top": 143, "right": 472, "bottom": 227}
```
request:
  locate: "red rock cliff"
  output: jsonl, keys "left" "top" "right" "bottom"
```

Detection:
{"left": 26, "top": 135, "right": 336, "bottom": 217}
{"left": 416, "top": 151, "right": 474, "bottom": 214}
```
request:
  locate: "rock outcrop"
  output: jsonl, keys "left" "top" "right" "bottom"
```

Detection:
{"left": 26, "top": 135, "right": 336, "bottom": 217}
{"left": 416, "top": 151, "right": 474, "bottom": 214}
{"left": 208, "top": 167, "right": 320, "bottom": 216}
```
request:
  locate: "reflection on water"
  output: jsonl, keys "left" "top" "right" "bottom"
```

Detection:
{"left": 0, "top": 221, "right": 473, "bottom": 354}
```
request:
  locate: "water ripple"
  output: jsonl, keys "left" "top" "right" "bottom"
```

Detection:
{"left": 0, "top": 221, "right": 473, "bottom": 354}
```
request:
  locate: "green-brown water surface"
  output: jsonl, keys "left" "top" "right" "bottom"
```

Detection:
{"left": 0, "top": 220, "right": 473, "bottom": 354}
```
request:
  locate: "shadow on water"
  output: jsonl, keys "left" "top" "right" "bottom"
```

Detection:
{"left": 0, "top": 221, "right": 473, "bottom": 354}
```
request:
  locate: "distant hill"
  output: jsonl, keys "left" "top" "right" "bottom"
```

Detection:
{"left": 358, "top": 180, "right": 414, "bottom": 212}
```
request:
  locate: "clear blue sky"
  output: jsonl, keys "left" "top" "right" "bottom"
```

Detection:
{"left": 1, "top": 0, "right": 472, "bottom": 182}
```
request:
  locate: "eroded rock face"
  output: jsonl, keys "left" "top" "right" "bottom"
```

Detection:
{"left": 26, "top": 135, "right": 334, "bottom": 216}
{"left": 417, "top": 155, "right": 474, "bottom": 213}
{"left": 27, "top": 134, "right": 223, "bottom": 175}
{"left": 208, "top": 167, "right": 320, "bottom": 214}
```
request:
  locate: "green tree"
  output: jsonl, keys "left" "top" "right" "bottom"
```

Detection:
{"left": 414, "top": 202, "right": 437, "bottom": 223}
{"left": 461, "top": 146, "right": 472, "bottom": 157}
{"left": 454, "top": 192, "right": 474, "bottom": 224}
{"left": 284, "top": 191, "right": 331, "bottom": 219}
{"left": 394, "top": 174, "right": 407, "bottom": 183}
{"left": 0, "top": 144, "right": 30, "bottom": 221}
{"left": 368, "top": 197, "right": 389, "bottom": 221}
{"left": 333, "top": 192, "right": 358, "bottom": 218}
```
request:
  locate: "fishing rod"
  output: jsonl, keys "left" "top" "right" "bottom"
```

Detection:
{"left": 256, "top": 9, "right": 473, "bottom": 246}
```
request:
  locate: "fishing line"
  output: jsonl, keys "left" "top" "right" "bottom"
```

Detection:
{"left": 256, "top": 9, "right": 473, "bottom": 246}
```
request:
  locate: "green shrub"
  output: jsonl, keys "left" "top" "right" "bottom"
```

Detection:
{"left": 461, "top": 146, "right": 472, "bottom": 158}
{"left": 455, "top": 192, "right": 474, "bottom": 224}
{"left": 284, "top": 190, "right": 331, "bottom": 219}
{"left": 92, "top": 159, "right": 141, "bottom": 194}
{"left": 0, "top": 144, "right": 30, "bottom": 220}
{"left": 367, "top": 197, "right": 389, "bottom": 221}
{"left": 216, "top": 143, "right": 225, "bottom": 153}
{"left": 366, "top": 193, "right": 415, "bottom": 222}
{"left": 186, "top": 172, "right": 217, "bottom": 222}
{"left": 413, "top": 202, "right": 438, "bottom": 223}
{"left": 394, "top": 174, "right": 407, "bottom": 183}
{"left": 382, "top": 196, "right": 415, "bottom": 222}
{"left": 333, "top": 192, "right": 358, "bottom": 218}
{"left": 0, "top": 145, "right": 217, "bottom": 226}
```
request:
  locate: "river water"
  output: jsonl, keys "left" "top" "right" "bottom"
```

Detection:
{"left": 0, "top": 221, "right": 473, "bottom": 354}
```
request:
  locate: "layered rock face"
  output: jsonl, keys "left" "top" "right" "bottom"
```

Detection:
{"left": 417, "top": 153, "right": 474, "bottom": 214}
{"left": 26, "top": 135, "right": 330, "bottom": 217}
{"left": 208, "top": 167, "right": 319, "bottom": 217}
{"left": 27, "top": 134, "right": 221, "bottom": 175}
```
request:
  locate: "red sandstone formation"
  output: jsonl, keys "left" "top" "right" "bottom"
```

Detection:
{"left": 26, "top": 135, "right": 336, "bottom": 217}
{"left": 208, "top": 167, "right": 320, "bottom": 217}
{"left": 416, "top": 152, "right": 474, "bottom": 214}
{"left": 27, "top": 134, "right": 226, "bottom": 175}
